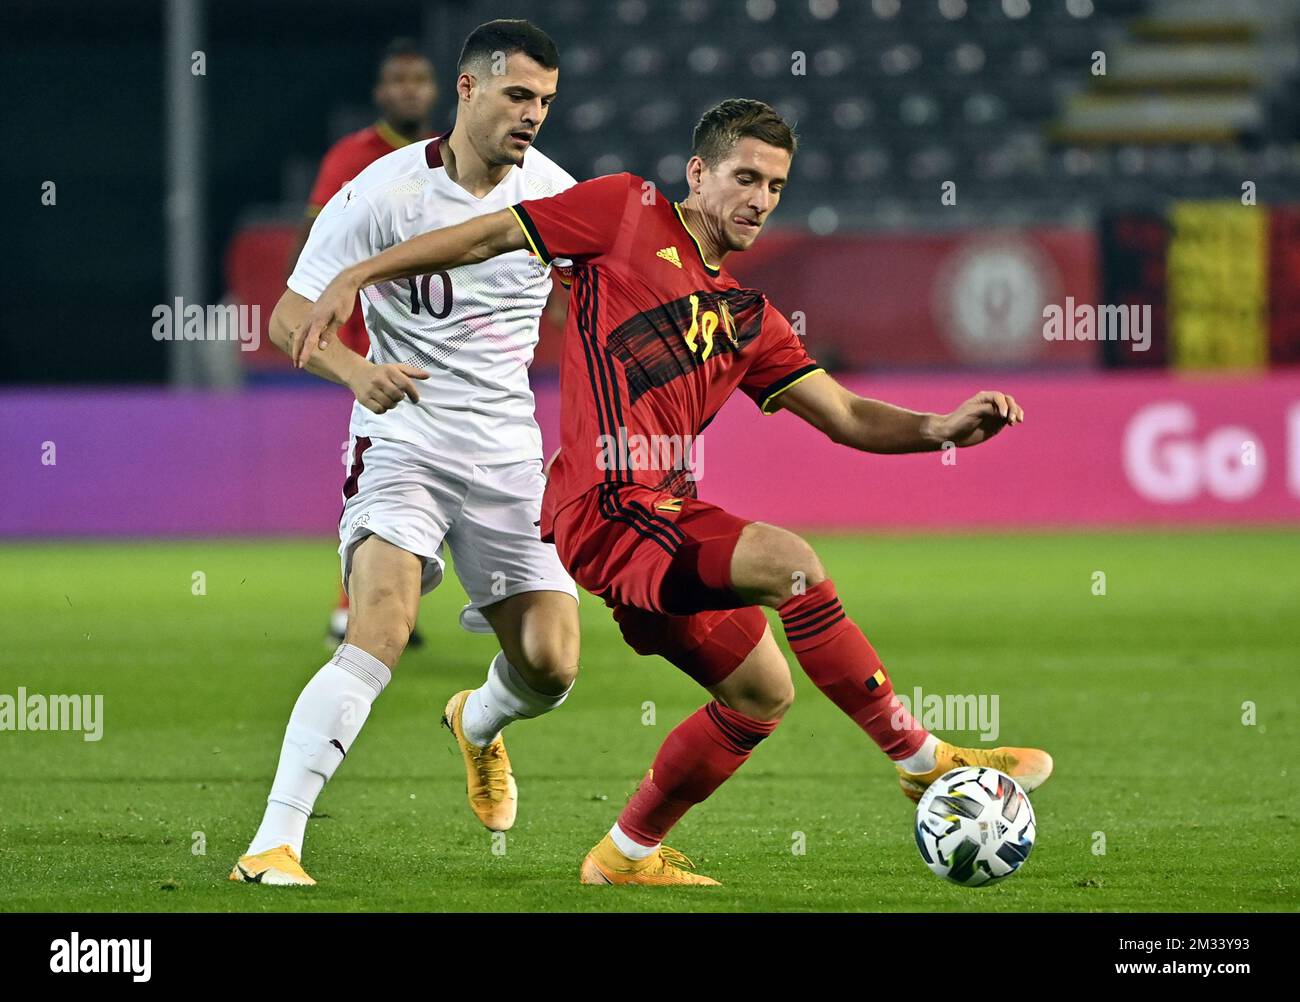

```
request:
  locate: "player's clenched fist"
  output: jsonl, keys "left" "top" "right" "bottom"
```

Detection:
{"left": 936, "top": 390, "right": 1024, "bottom": 447}
{"left": 347, "top": 361, "right": 430, "bottom": 414}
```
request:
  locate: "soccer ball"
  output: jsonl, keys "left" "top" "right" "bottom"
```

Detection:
{"left": 914, "top": 767, "right": 1036, "bottom": 886}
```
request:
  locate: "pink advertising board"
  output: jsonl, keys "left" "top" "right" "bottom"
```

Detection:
{"left": 669, "top": 371, "right": 1300, "bottom": 530}
{"left": 5, "top": 372, "right": 1298, "bottom": 537}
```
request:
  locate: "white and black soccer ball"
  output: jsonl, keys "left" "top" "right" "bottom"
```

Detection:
{"left": 914, "top": 767, "right": 1036, "bottom": 887}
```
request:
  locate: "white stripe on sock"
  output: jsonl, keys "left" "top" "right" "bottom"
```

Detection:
{"left": 610, "top": 823, "right": 659, "bottom": 860}
{"left": 895, "top": 733, "right": 939, "bottom": 774}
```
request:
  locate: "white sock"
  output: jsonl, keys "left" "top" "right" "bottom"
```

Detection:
{"left": 246, "top": 644, "right": 391, "bottom": 857}
{"left": 895, "top": 733, "right": 940, "bottom": 774}
{"left": 460, "top": 651, "right": 573, "bottom": 747}
{"left": 609, "top": 823, "right": 658, "bottom": 860}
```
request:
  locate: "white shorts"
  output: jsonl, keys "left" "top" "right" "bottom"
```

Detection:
{"left": 338, "top": 436, "right": 577, "bottom": 632}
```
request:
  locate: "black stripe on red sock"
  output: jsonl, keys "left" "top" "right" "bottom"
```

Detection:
{"left": 705, "top": 702, "right": 770, "bottom": 753}
{"left": 785, "top": 612, "right": 847, "bottom": 645}
{"left": 780, "top": 595, "right": 839, "bottom": 629}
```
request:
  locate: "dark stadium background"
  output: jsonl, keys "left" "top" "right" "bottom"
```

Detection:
{"left": 2, "top": 0, "right": 1297, "bottom": 925}
{"left": 9, "top": 0, "right": 1300, "bottom": 386}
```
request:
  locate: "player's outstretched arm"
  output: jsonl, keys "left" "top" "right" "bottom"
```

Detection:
{"left": 773, "top": 370, "right": 1023, "bottom": 453}
{"left": 291, "top": 209, "right": 526, "bottom": 367}
{"left": 269, "top": 289, "right": 429, "bottom": 414}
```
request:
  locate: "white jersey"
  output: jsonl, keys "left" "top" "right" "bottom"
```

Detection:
{"left": 289, "top": 137, "right": 576, "bottom": 462}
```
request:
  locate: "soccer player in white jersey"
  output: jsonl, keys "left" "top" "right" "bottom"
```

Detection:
{"left": 231, "top": 20, "right": 580, "bottom": 886}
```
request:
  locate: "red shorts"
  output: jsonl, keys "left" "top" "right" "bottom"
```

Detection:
{"left": 611, "top": 604, "right": 769, "bottom": 687}
{"left": 552, "top": 483, "right": 769, "bottom": 685}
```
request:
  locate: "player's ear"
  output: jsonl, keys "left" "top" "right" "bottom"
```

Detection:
{"left": 685, "top": 155, "right": 705, "bottom": 194}
{"left": 456, "top": 71, "right": 476, "bottom": 103}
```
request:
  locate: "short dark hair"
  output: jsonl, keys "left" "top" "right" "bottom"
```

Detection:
{"left": 378, "top": 37, "right": 430, "bottom": 74}
{"left": 458, "top": 19, "right": 559, "bottom": 74}
{"left": 692, "top": 99, "right": 797, "bottom": 167}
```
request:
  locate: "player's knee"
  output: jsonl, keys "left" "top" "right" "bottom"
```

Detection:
{"left": 514, "top": 645, "right": 579, "bottom": 695}
{"left": 737, "top": 682, "right": 794, "bottom": 722}
{"left": 344, "top": 598, "right": 416, "bottom": 670}
{"left": 758, "top": 676, "right": 796, "bottom": 721}
{"left": 789, "top": 537, "right": 827, "bottom": 591}
{"left": 724, "top": 673, "right": 795, "bottom": 722}
{"left": 740, "top": 524, "right": 826, "bottom": 606}
{"left": 344, "top": 626, "right": 410, "bottom": 670}
{"left": 510, "top": 616, "right": 580, "bottom": 695}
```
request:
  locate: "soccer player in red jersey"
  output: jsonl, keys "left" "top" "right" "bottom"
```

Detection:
{"left": 294, "top": 98, "right": 1054, "bottom": 886}
{"left": 287, "top": 38, "right": 438, "bottom": 647}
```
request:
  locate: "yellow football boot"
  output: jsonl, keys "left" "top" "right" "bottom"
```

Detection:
{"left": 228, "top": 844, "right": 316, "bottom": 886}
{"left": 442, "top": 689, "right": 517, "bottom": 832}
{"left": 580, "top": 834, "right": 720, "bottom": 886}
{"left": 897, "top": 740, "right": 1053, "bottom": 802}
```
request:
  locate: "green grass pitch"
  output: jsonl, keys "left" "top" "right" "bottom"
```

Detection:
{"left": 1, "top": 530, "right": 1296, "bottom": 912}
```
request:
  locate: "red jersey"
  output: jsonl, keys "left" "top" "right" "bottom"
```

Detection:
{"left": 510, "top": 173, "right": 822, "bottom": 540}
{"left": 306, "top": 121, "right": 422, "bottom": 212}
{"left": 306, "top": 122, "right": 430, "bottom": 353}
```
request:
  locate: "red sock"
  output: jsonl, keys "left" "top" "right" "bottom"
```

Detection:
{"left": 778, "top": 579, "right": 927, "bottom": 760}
{"left": 336, "top": 586, "right": 349, "bottom": 611}
{"left": 616, "top": 701, "right": 778, "bottom": 847}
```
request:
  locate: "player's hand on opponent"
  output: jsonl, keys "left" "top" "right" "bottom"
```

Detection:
{"left": 347, "top": 361, "right": 430, "bottom": 414}
{"left": 937, "top": 390, "right": 1024, "bottom": 447}
{"left": 291, "top": 271, "right": 363, "bottom": 368}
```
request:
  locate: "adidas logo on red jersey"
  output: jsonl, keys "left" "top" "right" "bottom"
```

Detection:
{"left": 656, "top": 246, "right": 682, "bottom": 269}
